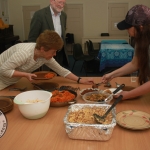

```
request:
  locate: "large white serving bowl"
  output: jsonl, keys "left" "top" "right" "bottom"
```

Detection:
{"left": 14, "top": 90, "right": 52, "bottom": 119}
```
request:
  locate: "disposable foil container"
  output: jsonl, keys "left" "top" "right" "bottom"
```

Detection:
{"left": 64, "top": 104, "right": 116, "bottom": 141}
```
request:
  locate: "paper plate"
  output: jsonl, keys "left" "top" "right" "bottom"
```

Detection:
{"left": 33, "top": 71, "right": 57, "bottom": 80}
{"left": 116, "top": 110, "right": 150, "bottom": 130}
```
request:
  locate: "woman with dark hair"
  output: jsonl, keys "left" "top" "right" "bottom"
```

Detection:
{"left": 102, "top": 5, "right": 150, "bottom": 100}
{"left": 0, "top": 30, "right": 93, "bottom": 90}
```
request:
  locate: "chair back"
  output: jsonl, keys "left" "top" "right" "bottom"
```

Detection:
{"left": 66, "top": 33, "right": 74, "bottom": 44}
{"left": 89, "top": 40, "right": 94, "bottom": 51}
{"left": 86, "top": 41, "right": 93, "bottom": 56}
{"left": 73, "top": 43, "right": 83, "bottom": 60}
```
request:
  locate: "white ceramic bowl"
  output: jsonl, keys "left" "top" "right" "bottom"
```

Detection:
{"left": 14, "top": 90, "right": 52, "bottom": 119}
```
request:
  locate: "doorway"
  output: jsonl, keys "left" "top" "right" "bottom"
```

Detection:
{"left": 22, "top": 6, "right": 40, "bottom": 40}
{"left": 0, "top": 0, "right": 9, "bottom": 24}
{"left": 108, "top": 3, "right": 128, "bottom": 36}
{"left": 64, "top": 4, "right": 83, "bottom": 44}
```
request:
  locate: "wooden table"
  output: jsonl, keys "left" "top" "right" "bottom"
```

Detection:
{"left": 0, "top": 77, "right": 150, "bottom": 150}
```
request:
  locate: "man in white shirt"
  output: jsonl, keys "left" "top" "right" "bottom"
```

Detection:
{"left": 28, "top": 0, "right": 69, "bottom": 68}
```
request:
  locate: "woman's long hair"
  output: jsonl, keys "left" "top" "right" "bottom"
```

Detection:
{"left": 134, "top": 25, "right": 150, "bottom": 85}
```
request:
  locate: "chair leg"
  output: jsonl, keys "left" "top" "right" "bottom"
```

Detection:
{"left": 80, "top": 62, "right": 84, "bottom": 72}
{"left": 71, "top": 60, "right": 76, "bottom": 71}
{"left": 81, "top": 61, "right": 87, "bottom": 76}
{"left": 71, "top": 43, "right": 74, "bottom": 54}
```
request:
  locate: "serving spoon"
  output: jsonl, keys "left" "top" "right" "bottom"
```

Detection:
{"left": 104, "top": 84, "right": 125, "bottom": 103}
{"left": 93, "top": 95, "right": 123, "bottom": 124}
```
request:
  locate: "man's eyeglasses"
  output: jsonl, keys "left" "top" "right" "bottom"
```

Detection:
{"left": 54, "top": 0, "right": 66, "bottom": 6}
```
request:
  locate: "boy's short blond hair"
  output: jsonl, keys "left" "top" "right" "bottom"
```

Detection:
{"left": 35, "top": 30, "right": 63, "bottom": 51}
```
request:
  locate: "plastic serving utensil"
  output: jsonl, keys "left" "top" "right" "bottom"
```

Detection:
{"left": 93, "top": 95, "right": 123, "bottom": 124}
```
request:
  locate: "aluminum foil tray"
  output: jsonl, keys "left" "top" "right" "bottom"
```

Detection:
{"left": 64, "top": 104, "right": 116, "bottom": 141}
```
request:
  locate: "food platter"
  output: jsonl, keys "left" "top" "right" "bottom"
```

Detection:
{"left": 32, "top": 71, "right": 57, "bottom": 80}
{"left": 116, "top": 110, "right": 150, "bottom": 130}
{"left": 50, "top": 90, "right": 77, "bottom": 107}
{"left": 64, "top": 103, "right": 116, "bottom": 141}
{"left": 82, "top": 91, "right": 113, "bottom": 104}
{"left": 0, "top": 97, "right": 14, "bottom": 113}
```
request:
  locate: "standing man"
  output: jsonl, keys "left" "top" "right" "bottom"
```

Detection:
{"left": 28, "top": 0, "right": 69, "bottom": 68}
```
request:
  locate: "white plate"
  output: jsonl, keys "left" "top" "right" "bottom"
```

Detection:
{"left": 104, "top": 88, "right": 122, "bottom": 95}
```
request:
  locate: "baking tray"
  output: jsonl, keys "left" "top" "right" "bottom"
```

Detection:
{"left": 64, "top": 104, "right": 116, "bottom": 141}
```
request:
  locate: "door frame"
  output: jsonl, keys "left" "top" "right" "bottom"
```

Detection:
{"left": 22, "top": 5, "right": 40, "bottom": 40}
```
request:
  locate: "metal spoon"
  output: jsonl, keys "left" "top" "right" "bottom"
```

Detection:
{"left": 92, "top": 82, "right": 103, "bottom": 88}
{"left": 115, "top": 82, "right": 120, "bottom": 87}
{"left": 93, "top": 95, "right": 123, "bottom": 124}
{"left": 9, "top": 87, "right": 27, "bottom": 91}
{"left": 104, "top": 82, "right": 111, "bottom": 87}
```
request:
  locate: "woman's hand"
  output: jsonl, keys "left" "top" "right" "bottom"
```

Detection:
{"left": 102, "top": 73, "right": 113, "bottom": 83}
{"left": 13, "top": 70, "right": 37, "bottom": 81}
{"left": 79, "top": 78, "right": 94, "bottom": 85}
{"left": 65, "top": 73, "right": 94, "bottom": 85}
{"left": 25, "top": 73, "right": 37, "bottom": 81}
{"left": 113, "top": 91, "right": 129, "bottom": 100}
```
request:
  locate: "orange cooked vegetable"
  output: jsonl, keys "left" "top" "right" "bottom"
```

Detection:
{"left": 44, "top": 73, "right": 55, "bottom": 78}
{"left": 51, "top": 90, "right": 75, "bottom": 102}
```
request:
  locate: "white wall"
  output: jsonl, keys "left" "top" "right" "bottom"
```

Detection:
{"left": 7, "top": 0, "right": 150, "bottom": 41}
